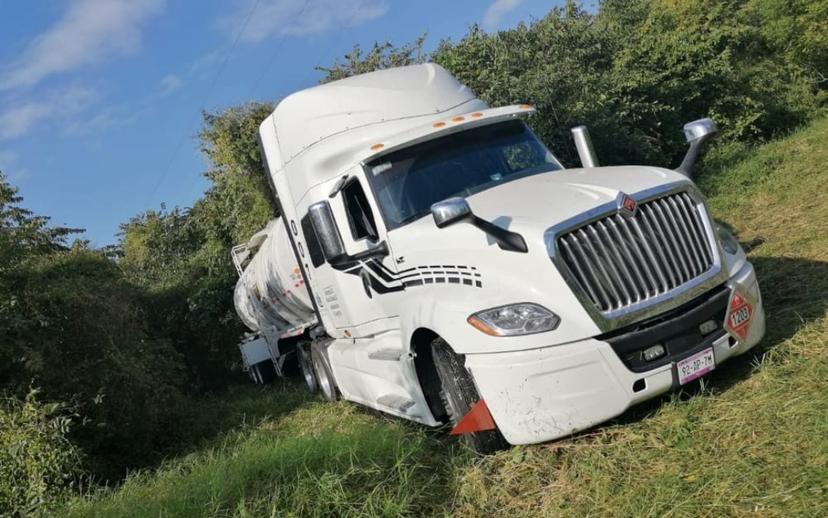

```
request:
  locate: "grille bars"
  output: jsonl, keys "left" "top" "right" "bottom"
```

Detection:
{"left": 558, "top": 192, "right": 714, "bottom": 312}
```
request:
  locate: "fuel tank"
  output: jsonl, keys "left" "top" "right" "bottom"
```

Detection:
{"left": 233, "top": 218, "right": 315, "bottom": 332}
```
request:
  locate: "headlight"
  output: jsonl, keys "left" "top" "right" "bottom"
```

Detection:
{"left": 467, "top": 303, "right": 560, "bottom": 337}
{"left": 717, "top": 225, "right": 740, "bottom": 255}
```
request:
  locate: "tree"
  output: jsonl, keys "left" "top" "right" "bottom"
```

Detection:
{"left": 0, "top": 172, "right": 81, "bottom": 269}
{"left": 119, "top": 103, "right": 281, "bottom": 391}
{"left": 316, "top": 34, "right": 428, "bottom": 84}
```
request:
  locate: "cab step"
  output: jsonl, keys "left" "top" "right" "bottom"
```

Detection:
{"left": 377, "top": 394, "right": 415, "bottom": 413}
{"left": 368, "top": 348, "right": 409, "bottom": 361}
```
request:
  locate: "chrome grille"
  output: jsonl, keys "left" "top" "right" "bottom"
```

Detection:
{"left": 557, "top": 192, "right": 714, "bottom": 312}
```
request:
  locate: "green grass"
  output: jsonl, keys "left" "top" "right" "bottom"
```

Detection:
{"left": 62, "top": 117, "right": 828, "bottom": 517}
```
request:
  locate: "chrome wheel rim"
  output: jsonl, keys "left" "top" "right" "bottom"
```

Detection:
{"left": 313, "top": 354, "right": 334, "bottom": 400}
{"left": 299, "top": 349, "right": 316, "bottom": 391}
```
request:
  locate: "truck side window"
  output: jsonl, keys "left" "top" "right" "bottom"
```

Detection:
{"left": 342, "top": 179, "right": 378, "bottom": 241}
{"left": 300, "top": 214, "right": 325, "bottom": 268}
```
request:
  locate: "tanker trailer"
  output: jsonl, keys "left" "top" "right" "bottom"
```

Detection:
{"left": 232, "top": 217, "right": 317, "bottom": 384}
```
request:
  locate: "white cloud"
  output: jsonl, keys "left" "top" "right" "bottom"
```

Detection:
{"left": 63, "top": 104, "right": 144, "bottom": 137}
{"left": 1, "top": 0, "right": 165, "bottom": 91}
{"left": 159, "top": 74, "right": 183, "bottom": 96}
{"left": 483, "top": 0, "right": 525, "bottom": 29}
{"left": 0, "top": 86, "right": 98, "bottom": 140}
{"left": 221, "top": 0, "right": 388, "bottom": 42}
{"left": 0, "top": 103, "right": 50, "bottom": 139}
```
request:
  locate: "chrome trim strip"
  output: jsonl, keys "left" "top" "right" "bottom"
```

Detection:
{"left": 544, "top": 181, "right": 728, "bottom": 333}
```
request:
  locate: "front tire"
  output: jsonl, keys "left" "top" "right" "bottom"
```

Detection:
{"left": 431, "top": 337, "right": 507, "bottom": 454}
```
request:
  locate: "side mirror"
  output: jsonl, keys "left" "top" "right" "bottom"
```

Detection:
{"left": 431, "top": 197, "right": 472, "bottom": 228}
{"left": 676, "top": 118, "right": 718, "bottom": 178}
{"left": 308, "top": 200, "right": 389, "bottom": 266}
{"left": 308, "top": 200, "right": 346, "bottom": 262}
{"left": 431, "top": 197, "right": 528, "bottom": 253}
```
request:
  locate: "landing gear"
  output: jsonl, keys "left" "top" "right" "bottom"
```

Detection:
{"left": 431, "top": 337, "right": 507, "bottom": 454}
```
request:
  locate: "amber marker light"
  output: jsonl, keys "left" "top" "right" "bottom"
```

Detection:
{"left": 471, "top": 112, "right": 484, "bottom": 118}
{"left": 433, "top": 121, "right": 446, "bottom": 128}
{"left": 452, "top": 116, "right": 465, "bottom": 122}
{"left": 467, "top": 315, "right": 500, "bottom": 336}
{"left": 519, "top": 104, "right": 533, "bottom": 109}
{"left": 370, "top": 143, "right": 384, "bottom": 151}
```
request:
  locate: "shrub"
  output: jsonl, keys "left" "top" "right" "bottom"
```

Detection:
{"left": 2, "top": 250, "right": 188, "bottom": 479}
{"left": 0, "top": 391, "right": 81, "bottom": 516}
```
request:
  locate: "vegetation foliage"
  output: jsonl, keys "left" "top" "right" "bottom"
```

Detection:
{"left": 0, "top": 391, "right": 81, "bottom": 516}
{"left": 0, "top": 0, "right": 825, "bottom": 514}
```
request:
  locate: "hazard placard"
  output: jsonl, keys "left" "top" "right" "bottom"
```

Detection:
{"left": 725, "top": 290, "right": 753, "bottom": 341}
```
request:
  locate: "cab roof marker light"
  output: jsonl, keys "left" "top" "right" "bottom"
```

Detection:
{"left": 370, "top": 143, "right": 384, "bottom": 151}
{"left": 471, "top": 112, "right": 484, "bottom": 118}
{"left": 452, "top": 116, "right": 465, "bottom": 122}
{"left": 433, "top": 121, "right": 446, "bottom": 128}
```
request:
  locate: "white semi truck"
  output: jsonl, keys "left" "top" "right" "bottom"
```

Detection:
{"left": 233, "top": 64, "right": 765, "bottom": 452}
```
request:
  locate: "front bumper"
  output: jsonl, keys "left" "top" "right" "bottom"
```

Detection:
{"left": 466, "top": 262, "right": 765, "bottom": 445}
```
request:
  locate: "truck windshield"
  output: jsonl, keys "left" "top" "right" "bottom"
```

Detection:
{"left": 365, "top": 120, "right": 561, "bottom": 229}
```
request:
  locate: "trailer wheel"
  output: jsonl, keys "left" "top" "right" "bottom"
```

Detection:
{"left": 297, "top": 344, "right": 318, "bottom": 393}
{"left": 311, "top": 344, "right": 338, "bottom": 402}
{"left": 431, "top": 337, "right": 507, "bottom": 454}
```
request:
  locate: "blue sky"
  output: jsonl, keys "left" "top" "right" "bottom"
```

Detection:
{"left": 0, "top": 0, "right": 568, "bottom": 246}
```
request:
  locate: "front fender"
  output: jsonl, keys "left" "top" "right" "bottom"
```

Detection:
{"left": 398, "top": 291, "right": 598, "bottom": 355}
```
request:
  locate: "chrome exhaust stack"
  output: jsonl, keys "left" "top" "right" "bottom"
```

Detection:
{"left": 676, "top": 118, "right": 718, "bottom": 178}
{"left": 571, "top": 125, "right": 598, "bottom": 168}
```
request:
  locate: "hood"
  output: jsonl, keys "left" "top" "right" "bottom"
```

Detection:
{"left": 466, "top": 165, "right": 690, "bottom": 234}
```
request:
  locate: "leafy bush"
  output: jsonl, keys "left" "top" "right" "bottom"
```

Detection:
{"left": 2, "top": 250, "right": 189, "bottom": 479}
{"left": 1, "top": 174, "right": 191, "bottom": 478}
{"left": 119, "top": 104, "right": 279, "bottom": 390}
{"left": 0, "top": 391, "right": 81, "bottom": 516}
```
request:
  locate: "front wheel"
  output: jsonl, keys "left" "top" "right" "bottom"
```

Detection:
{"left": 431, "top": 337, "right": 507, "bottom": 454}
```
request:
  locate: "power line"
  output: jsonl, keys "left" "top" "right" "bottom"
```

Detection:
{"left": 146, "top": 0, "right": 262, "bottom": 208}
{"left": 244, "top": 0, "right": 374, "bottom": 102}
{"left": 243, "top": 0, "right": 311, "bottom": 102}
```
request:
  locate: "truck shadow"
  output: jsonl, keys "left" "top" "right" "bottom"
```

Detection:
{"left": 607, "top": 254, "right": 828, "bottom": 426}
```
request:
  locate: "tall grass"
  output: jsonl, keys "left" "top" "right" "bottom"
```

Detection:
{"left": 64, "top": 392, "right": 460, "bottom": 517}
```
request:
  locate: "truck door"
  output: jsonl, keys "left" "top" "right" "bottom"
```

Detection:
{"left": 299, "top": 174, "right": 403, "bottom": 334}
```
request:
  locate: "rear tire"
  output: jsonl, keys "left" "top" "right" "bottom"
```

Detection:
{"left": 311, "top": 343, "right": 338, "bottom": 402}
{"left": 297, "top": 344, "right": 318, "bottom": 393}
{"left": 431, "top": 337, "right": 508, "bottom": 454}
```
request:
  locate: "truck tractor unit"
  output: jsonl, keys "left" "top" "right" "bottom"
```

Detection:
{"left": 233, "top": 63, "right": 765, "bottom": 452}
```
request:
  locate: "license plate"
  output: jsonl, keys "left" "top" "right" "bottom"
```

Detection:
{"left": 676, "top": 347, "right": 715, "bottom": 385}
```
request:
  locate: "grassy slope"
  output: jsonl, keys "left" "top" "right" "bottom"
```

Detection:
{"left": 63, "top": 118, "right": 828, "bottom": 517}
